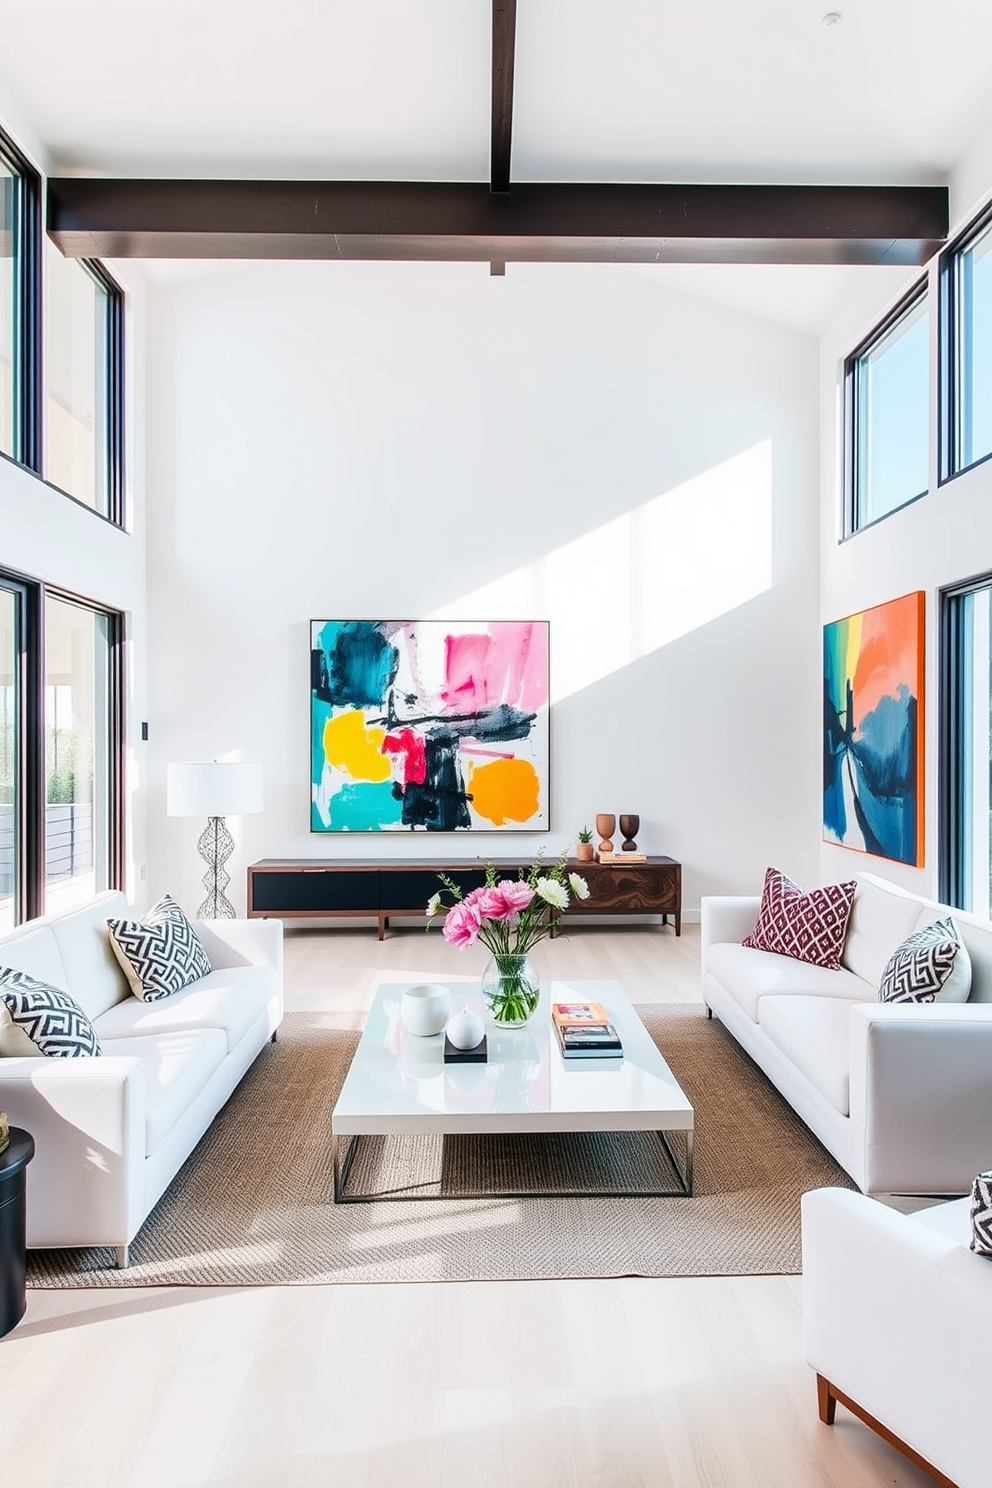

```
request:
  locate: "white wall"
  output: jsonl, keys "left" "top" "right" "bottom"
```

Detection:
{"left": 146, "top": 259, "right": 821, "bottom": 916}
{"left": 818, "top": 114, "right": 992, "bottom": 895}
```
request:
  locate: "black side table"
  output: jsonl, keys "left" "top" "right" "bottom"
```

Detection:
{"left": 0, "top": 1127, "right": 34, "bottom": 1338}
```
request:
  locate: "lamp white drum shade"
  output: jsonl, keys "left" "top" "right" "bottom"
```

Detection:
{"left": 167, "top": 761, "right": 263, "bottom": 818}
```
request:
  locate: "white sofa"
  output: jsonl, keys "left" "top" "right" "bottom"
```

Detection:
{"left": 0, "top": 890, "right": 283, "bottom": 1266}
{"left": 803, "top": 1187, "right": 986, "bottom": 1488}
{"left": 701, "top": 872, "right": 992, "bottom": 1196}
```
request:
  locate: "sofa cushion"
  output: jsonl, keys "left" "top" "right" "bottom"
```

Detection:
{"left": 0, "top": 922, "right": 69, "bottom": 994}
{"left": 94, "top": 965, "right": 275, "bottom": 1054}
{"left": 48, "top": 890, "right": 132, "bottom": 1021}
{"left": 910, "top": 1196, "right": 972, "bottom": 1246}
{"left": 970, "top": 1174, "right": 992, "bottom": 1256}
{"left": 706, "top": 941, "right": 874, "bottom": 1022}
{"left": 743, "top": 866, "right": 856, "bottom": 970}
{"left": 757, "top": 994, "right": 858, "bottom": 1115}
{"left": 107, "top": 894, "right": 213, "bottom": 1001}
{"left": 842, "top": 876, "right": 929, "bottom": 988}
{"left": 100, "top": 1028, "right": 228, "bottom": 1155}
{"left": 880, "top": 918, "right": 972, "bottom": 1004}
{"left": 0, "top": 969, "right": 102, "bottom": 1057}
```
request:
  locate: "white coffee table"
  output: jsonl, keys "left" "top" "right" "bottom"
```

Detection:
{"left": 331, "top": 977, "right": 694, "bottom": 1202}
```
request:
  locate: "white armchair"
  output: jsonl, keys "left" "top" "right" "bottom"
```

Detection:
{"left": 802, "top": 1186, "right": 989, "bottom": 1488}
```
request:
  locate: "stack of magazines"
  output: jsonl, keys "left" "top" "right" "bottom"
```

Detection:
{"left": 552, "top": 1001, "right": 623, "bottom": 1059}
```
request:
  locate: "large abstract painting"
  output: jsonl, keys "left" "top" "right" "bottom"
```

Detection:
{"left": 823, "top": 591, "right": 925, "bottom": 866}
{"left": 310, "top": 620, "right": 550, "bottom": 833}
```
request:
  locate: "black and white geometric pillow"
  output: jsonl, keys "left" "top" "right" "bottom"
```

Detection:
{"left": 879, "top": 917, "right": 972, "bottom": 1004}
{"left": 970, "top": 1172, "right": 992, "bottom": 1256}
{"left": 0, "top": 968, "right": 102, "bottom": 1057}
{"left": 106, "top": 893, "right": 212, "bottom": 1002}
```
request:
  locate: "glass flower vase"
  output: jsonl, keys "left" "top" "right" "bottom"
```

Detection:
{"left": 481, "top": 952, "right": 541, "bottom": 1027}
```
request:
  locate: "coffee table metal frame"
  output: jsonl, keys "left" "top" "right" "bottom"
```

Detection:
{"left": 331, "top": 978, "right": 694, "bottom": 1204}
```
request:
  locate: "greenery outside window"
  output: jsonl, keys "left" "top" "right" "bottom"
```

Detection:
{"left": 43, "top": 242, "right": 125, "bottom": 521}
{"left": 844, "top": 281, "right": 929, "bottom": 536}
{"left": 941, "top": 204, "right": 992, "bottom": 482}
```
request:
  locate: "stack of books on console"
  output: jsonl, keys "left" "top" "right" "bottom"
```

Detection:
{"left": 552, "top": 1001, "right": 623, "bottom": 1060}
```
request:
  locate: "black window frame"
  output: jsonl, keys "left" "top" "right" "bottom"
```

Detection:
{"left": 41, "top": 250, "right": 127, "bottom": 526}
{"left": 0, "top": 124, "right": 41, "bottom": 473}
{"left": 0, "top": 565, "right": 126, "bottom": 926}
{"left": 939, "top": 199, "right": 992, "bottom": 486}
{"left": 939, "top": 569, "right": 992, "bottom": 912}
{"left": 843, "top": 276, "right": 929, "bottom": 539}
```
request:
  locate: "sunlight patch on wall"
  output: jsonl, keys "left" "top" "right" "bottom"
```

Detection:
{"left": 430, "top": 440, "right": 773, "bottom": 703}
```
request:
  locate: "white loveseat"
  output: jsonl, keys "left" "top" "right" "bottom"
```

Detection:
{"left": 803, "top": 1187, "right": 986, "bottom": 1488}
{"left": 0, "top": 890, "right": 283, "bottom": 1266}
{"left": 701, "top": 872, "right": 992, "bottom": 1196}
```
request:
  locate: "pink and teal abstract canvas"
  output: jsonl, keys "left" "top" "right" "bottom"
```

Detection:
{"left": 823, "top": 591, "right": 925, "bottom": 866}
{"left": 310, "top": 620, "right": 550, "bottom": 832}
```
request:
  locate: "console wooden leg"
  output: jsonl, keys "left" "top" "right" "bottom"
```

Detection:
{"left": 378, "top": 915, "right": 386, "bottom": 941}
{"left": 817, "top": 1374, "right": 836, "bottom": 1425}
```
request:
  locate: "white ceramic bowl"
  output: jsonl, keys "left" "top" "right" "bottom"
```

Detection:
{"left": 400, "top": 982, "right": 452, "bottom": 1037}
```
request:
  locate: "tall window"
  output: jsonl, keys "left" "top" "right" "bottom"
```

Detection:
{"left": 0, "top": 585, "right": 17, "bottom": 931}
{"left": 0, "top": 569, "right": 123, "bottom": 926}
{"left": 941, "top": 205, "right": 992, "bottom": 481}
{"left": 44, "top": 242, "right": 124, "bottom": 519}
{"left": 44, "top": 596, "right": 113, "bottom": 912}
{"left": 0, "top": 129, "right": 40, "bottom": 469}
{"left": 845, "top": 282, "right": 929, "bottom": 534}
{"left": 940, "top": 576, "right": 992, "bottom": 918}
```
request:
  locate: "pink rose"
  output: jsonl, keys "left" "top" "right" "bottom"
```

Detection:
{"left": 495, "top": 879, "right": 534, "bottom": 914}
{"left": 443, "top": 900, "right": 482, "bottom": 948}
{"left": 475, "top": 887, "right": 513, "bottom": 920}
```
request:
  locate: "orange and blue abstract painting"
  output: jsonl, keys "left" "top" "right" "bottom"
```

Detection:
{"left": 823, "top": 592, "right": 924, "bottom": 866}
{"left": 310, "top": 620, "right": 550, "bottom": 832}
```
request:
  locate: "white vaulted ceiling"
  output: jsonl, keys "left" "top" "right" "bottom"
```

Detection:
{"left": 0, "top": 0, "right": 989, "bottom": 182}
{"left": 1, "top": 0, "right": 990, "bottom": 331}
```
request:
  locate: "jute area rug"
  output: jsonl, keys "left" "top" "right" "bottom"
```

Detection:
{"left": 27, "top": 1005, "right": 854, "bottom": 1287}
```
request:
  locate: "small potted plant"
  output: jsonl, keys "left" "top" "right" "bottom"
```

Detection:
{"left": 576, "top": 826, "right": 594, "bottom": 863}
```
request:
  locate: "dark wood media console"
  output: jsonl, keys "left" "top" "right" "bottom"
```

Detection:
{"left": 247, "top": 856, "right": 681, "bottom": 939}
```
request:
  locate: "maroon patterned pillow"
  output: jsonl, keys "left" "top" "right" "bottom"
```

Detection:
{"left": 742, "top": 866, "right": 857, "bottom": 970}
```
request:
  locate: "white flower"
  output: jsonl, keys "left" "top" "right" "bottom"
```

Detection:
{"left": 426, "top": 892, "right": 444, "bottom": 919}
{"left": 535, "top": 877, "right": 568, "bottom": 910}
{"left": 568, "top": 873, "right": 590, "bottom": 901}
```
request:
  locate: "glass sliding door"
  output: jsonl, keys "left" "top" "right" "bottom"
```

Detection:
{"left": 0, "top": 586, "right": 17, "bottom": 930}
{"left": 44, "top": 595, "right": 111, "bottom": 911}
{"left": 941, "top": 579, "right": 992, "bottom": 917}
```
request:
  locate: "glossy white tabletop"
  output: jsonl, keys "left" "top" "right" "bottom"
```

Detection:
{"left": 332, "top": 979, "right": 694, "bottom": 1136}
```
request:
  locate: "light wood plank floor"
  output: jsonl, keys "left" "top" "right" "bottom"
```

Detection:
{"left": 2, "top": 925, "right": 932, "bottom": 1488}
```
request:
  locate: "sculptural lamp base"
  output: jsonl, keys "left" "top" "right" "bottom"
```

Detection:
{"left": 196, "top": 815, "right": 236, "bottom": 919}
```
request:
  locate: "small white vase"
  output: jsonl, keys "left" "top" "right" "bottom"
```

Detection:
{"left": 446, "top": 1005, "right": 485, "bottom": 1050}
{"left": 401, "top": 983, "right": 452, "bottom": 1037}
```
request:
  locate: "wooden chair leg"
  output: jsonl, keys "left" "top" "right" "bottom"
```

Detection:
{"left": 817, "top": 1373, "right": 837, "bottom": 1425}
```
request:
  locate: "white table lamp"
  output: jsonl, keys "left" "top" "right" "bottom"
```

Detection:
{"left": 167, "top": 761, "right": 263, "bottom": 918}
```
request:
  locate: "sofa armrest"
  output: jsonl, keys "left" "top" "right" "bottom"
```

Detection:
{"left": 802, "top": 1187, "right": 988, "bottom": 1488}
{"left": 700, "top": 896, "right": 759, "bottom": 959}
{"left": 850, "top": 1002, "right": 992, "bottom": 1195}
{"left": 193, "top": 917, "right": 284, "bottom": 978}
{"left": 0, "top": 1055, "right": 146, "bottom": 1249}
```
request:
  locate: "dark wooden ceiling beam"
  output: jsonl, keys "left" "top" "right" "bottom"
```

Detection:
{"left": 491, "top": 0, "right": 517, "bottom": 194}
{"left": 47, "top": 178, "right": 948, "bottom": 266}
